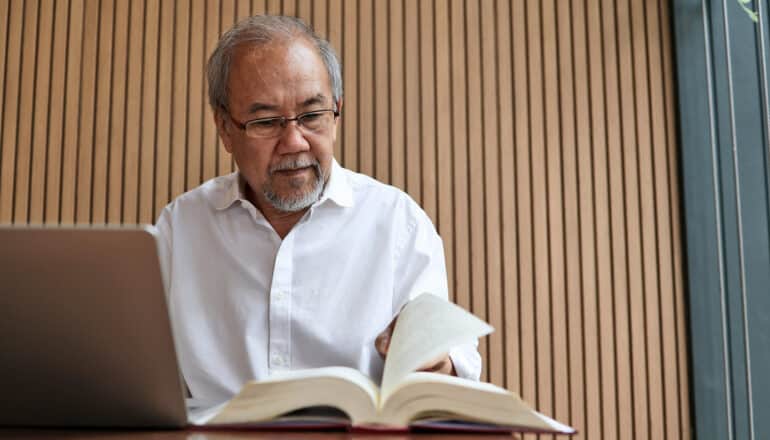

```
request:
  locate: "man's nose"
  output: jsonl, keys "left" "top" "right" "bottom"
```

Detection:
{"left": 276, "top": 121, "right": 310, "bottom": 154}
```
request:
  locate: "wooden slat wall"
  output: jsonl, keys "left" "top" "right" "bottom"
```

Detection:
{"left": 0, "top": 0, "right": 690, "bottom": 438}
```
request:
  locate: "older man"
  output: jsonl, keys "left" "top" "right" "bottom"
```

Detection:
{"left": 155, "top": 15, "right": 481, "bottom": 402}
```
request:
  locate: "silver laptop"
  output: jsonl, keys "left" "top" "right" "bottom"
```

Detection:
{"left": 0, "top": 226, "right": 188, "bottom": 427}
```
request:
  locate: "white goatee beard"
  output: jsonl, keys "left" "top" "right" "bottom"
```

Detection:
{"left": 262, "top": 158, "right": 325, "bottom": 212}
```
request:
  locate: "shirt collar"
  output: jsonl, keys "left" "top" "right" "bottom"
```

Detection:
{"left": 213, "top": 172, "right": 247, "bottom": 211}
{"left": 317, "top": 159, "right": 354, "bottom": 208}
{"left": 212, "top": 158, "right": 354, "bottom": 211}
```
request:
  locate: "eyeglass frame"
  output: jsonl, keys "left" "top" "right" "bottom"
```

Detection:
{"left": 226, "top": 108, "right": 340, "bottom": 139}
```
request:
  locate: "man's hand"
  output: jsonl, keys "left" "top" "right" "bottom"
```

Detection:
{"left": 374, "top": 315, "right": 457, "bottom": 376}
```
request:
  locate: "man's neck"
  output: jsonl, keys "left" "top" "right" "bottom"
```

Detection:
{"left": 244, "top": 184, "right": 309, "bottom": 239}
{"left": 259, "top": 205, "right": 309, "bottom": 239}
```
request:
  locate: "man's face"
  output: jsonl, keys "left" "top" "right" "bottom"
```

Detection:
{"left": 216, "top": 39, "right": 339, "bottom": 213}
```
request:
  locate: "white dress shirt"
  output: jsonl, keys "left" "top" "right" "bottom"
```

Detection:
{"left": 154, "top": 159, "right": 482, "bottom": 402}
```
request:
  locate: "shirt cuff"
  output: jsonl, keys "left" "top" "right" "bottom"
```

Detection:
{"left": 448, "top": 343, "right": 482, "bottom": 381}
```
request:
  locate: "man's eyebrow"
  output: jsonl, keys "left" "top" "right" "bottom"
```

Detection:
{"left": 246, "top": 102, "right": 279, "bottom": 114}
{"left": 301, "top": 94, "right": 328, "bottom": 107}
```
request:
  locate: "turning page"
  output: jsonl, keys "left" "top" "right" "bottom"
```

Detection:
{"left": 380, "top": 293, "right": 493, "bottom": 400}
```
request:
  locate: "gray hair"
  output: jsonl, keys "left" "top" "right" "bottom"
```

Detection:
{"left": 207, "top": 15, "right": 343, "bottom": 116}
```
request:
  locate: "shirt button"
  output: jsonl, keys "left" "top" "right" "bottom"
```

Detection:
{"left": 274, "top": 290, "right": 287, "bottom": 301}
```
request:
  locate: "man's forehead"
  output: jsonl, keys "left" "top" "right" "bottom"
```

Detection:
{"left": 228, "top": 39, "right": 333, "bottom": 111}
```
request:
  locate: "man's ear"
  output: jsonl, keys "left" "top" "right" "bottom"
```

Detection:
{"left": 214, "top": 111, "right": 234, "bottom": 153}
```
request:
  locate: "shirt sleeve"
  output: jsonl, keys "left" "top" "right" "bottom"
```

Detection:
{"left": 392, "top": 196, "right": 483, "bottom": 381}
{"left": 153, "top": 206, "right": 173, "bottom": 298}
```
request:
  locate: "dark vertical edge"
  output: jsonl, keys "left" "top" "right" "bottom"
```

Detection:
{"left": 660, "top": 0, "right": 687, "bottom": 434}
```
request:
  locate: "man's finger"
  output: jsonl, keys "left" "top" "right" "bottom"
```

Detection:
{"left": 417, "top": 353, "right": 455, "bottom": 375}
{"left": 374, "top": 317, "right": 398, "bottom": 358}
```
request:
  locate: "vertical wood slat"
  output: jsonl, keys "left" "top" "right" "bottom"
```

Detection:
{"left": 74, "top": 0, "right": 99, "bottom": 224}
{"left": 480, "top": 0, "right": 503, "bottom": 389}
{"left": 434, "top": 0, "right": 453, "bottom": 322}
{"left": 341, "top": 0, "right": 357, "bottom": 171}
{"left": 106, "top": 0, "right": 127, "bottom": 223}
{"left": 543, "top": 0, "right": 569, "bottom": 433}
{"left": 661, "top": 0, "right": 692, "bottom": 436}
{"left": 497, "top": 0, "right": 519, "bottom": 401}
{"left": 357, "top": 0, "right": 373, "bottom": 177}
{"left": 45, "top": 0, "right": 71, "bottom": 223}
{"left": 91, "top": 0, "right": 114, "bottom": 224}
{"left": 647, "top": 0, "right": 680, "bottom": 436}
{"left": 569, "top": 1, "right": 589, "bottom": 436}
{"left": 403, "top": 0, "right": 419, "bottom": 202}
{"left": 464, "top": 0, "right": 489, "bottom": 383}
{"left": 60, "top": 0, "right": 84, "bottom": 224}
{"left": 29, "top": 0, "right": 54, "bottom": 224}
{"left": 449, "top": 0, "right": 470, "bottom": 315}
{"left": 600, "top": 0, "right": 629, "bottom": 437}
{"left": 154, "top": 0, "right": 174, "bottom": 219}
{"left": 0, "top": 0, "right": 21, "bottom": 223}
{"left": 201, "top": 0, "right": 221, "bottom": 185}
{"left": 14, "top": 0, "right": 39, "bottom": 224}
{"left": 373, "top": 0, "right": 389, "bottom": 184}
{"left": 0, "top": 2, "right": 691, "bottom": 439}
{"left": 122, "top": 0, "right": 144, "bottom": 224}
{"left": 631, "top": 1, "right": 665, "bottom": 438}
{"left": 139, "top": 0, "right": 160, "bottom": 224}
{"left": 585, "top": 0, "right": 609, "bottom": 437}
{"left": 419, "top": 0, "right": 436, "bottom": 223}
{"left": 511, "top": 0, "right": 538, "bottom": 424}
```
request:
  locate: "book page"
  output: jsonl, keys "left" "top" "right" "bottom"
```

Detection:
{"left": 380, "top": 293, "right": 493, "bottom": 401}
{"left": 203, "top": 366, "right": 381, "bottom": 426}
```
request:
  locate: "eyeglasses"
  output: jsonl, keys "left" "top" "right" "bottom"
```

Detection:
{"left": 228, "top": 109, "right": 340, "bottom": 139}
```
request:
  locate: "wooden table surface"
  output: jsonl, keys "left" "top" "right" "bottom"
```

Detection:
{"left": 0, "top": 429, "right": 519, "bottom": 439}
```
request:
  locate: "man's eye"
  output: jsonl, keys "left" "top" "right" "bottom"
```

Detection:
{"left": 300, "top": 113, "right": 323, "bottom": 123}
{"left": 251, "top": 119, "right": 281, "bottom": 128}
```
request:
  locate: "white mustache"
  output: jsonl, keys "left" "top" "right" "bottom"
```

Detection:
{"left": 269, "top": 158, "right": 320, "bottom": 174}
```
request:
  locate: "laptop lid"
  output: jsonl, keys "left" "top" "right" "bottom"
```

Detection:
{"left": 0, "top": 226, "right": 187, "bottom": 427}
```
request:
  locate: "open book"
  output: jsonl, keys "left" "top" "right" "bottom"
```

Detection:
{"left": 189, "top": 294, "right": 575, "bottom": 434}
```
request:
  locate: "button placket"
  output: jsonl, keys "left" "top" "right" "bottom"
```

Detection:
{"left": 268, "top": 232, "right": 294, "bottom": 372}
